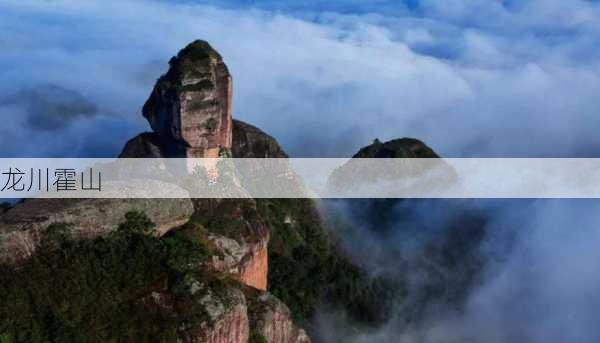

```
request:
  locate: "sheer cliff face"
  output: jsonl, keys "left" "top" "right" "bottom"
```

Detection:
{"left": 119, "top": 41, "right": 295, "bottom": 294}
{"left": 142, "top": 40, "right": 232, "bottom": 158}
{"left": 120, "top": 39, "right": 311, "bottom": 341}
{"left": 193, "top": 198, "right": 271, "bottom": 291}
{"left": 121, "top": 40, "right": 287, "bottom": 161}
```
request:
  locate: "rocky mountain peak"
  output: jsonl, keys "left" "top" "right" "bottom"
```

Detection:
{"left": 175, "top": 39, "right": 223, "bottom": 63}
{"left": 353, "top": 137, "right": 439, "bottom": 158}
{"left": 142, "top": 40, "right": 232, "bottom": 158}
{"left": 328, "top": 137, "right": 452, "bottom": 196}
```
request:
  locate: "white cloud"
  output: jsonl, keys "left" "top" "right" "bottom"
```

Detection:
{"left": 319, "top": 199, "right": 600, "bottom": 343}
{"left": 2, "top": 1, "right": 600, "bottom": 341}
{"left": 0, "top": 0, "right": 599, "bottom": 158}
{"left": 404, "top": 28, "right": 435, "bottom": 45}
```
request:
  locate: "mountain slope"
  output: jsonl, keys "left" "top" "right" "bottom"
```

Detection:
{"left": 0, "top": 41, "right": 390, "bottom": 343}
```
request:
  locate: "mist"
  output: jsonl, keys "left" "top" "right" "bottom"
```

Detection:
{"left": 1, "top": 0, "right": 600, "bottom": 157}
{"left": 317, "top": 199, "right": 600, "bottom": 342}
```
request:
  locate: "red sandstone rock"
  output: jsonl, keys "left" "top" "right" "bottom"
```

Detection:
{"left": 0, "top": 197, "right": 194, "bottom": 265}
{"left": 196, "top": 198, "right": 270, "bottom": 291}
{"left": 239, "top": 241, "right": 269, "bottom": 290}
{"left": 142, "top": 40, "right": 233, "bottom": 158}
{"left": 194, "top": 303, "right": 249, "bottom": 343}
{"left": 207, "top": 232, "right": 269, "bottom": 291}
{"left": 175, "top": 280, "right": 250, "bottom": 343}
{"left": 248, "top": 292, "right": 311, "bottom": 343}
{"left": 85, "top": 39, "right": 315, "bottom": 342}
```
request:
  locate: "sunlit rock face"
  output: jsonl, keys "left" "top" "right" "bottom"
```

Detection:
{"left": 119, "top": 41, "right": 292, "bottom": 293}
{"left": 142, "top": 40, "right": 233, "bottom": 158}
{"left": 194, "top": 198, "right": 270, "bottom": 291}
{"left": 248, "top": 292, "right": 311, "bottom": 343}
{"left": 0, "top": 198, "right": 194, "bottom": 265}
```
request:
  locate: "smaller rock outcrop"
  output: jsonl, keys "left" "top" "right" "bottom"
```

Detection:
{"left": 194, "top": 198, "right": 270, "bottom": 291}
{"left": 139, "top": 267, "right": 309, "bottom": 343}
{"left": 119, "top": 132, "right": 166, "bottom": 158}
{"left": 189, "top": 285, "right": 249, "bottom": 343}
{"left": 352, "top": 137, "right": 439, "bottom": 158}
{"left": 208, "top": 234, "right": 269, "bottom": 291}
{"left": 232, "top": 120, "right": 288, "bottom": 158}
{"left": 328, "top": 137, "right": 455, "bottom": 196}
{"left": 141, "top": 272, "right": 251, "bottom": 343}
{"left": 0, "top": 197, "right": 193, "bottom": 264}
{"left": 153, "top": 274, "right": 310, "bottom": 343}
{"left": 248, "top": 292, "right": 310, "bottom": 343}
{"left": 231, "top": 120, "right": 307, "bottom": 198}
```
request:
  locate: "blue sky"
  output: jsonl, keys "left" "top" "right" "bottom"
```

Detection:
{"left": 176, "top": 0, "right": 420, "bottom": 14}
{"left": 1, "top": 0, "right": 600, "bottom": 157}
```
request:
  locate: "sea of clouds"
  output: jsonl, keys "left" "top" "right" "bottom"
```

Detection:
{"left": 318, "top": 199, "right": 600, "bottom": 342}
{"left": 2, "top": 1, "right": 600, "bottom": 342}
{"left": 1, "top": 0, "right": 599, "bottom": 157}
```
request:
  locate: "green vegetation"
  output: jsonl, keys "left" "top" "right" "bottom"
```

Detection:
{"left": 203, "top": 117, "right": 218, "bottom": 131}
{"left": 0, "top": 211, "right": 211, "bottom": 343}
{"left": 354, "top": 138, "right": 438, "bottom": 158}
{"left": 257, "top": 199, "right": 398, "bottom": 328}
{"left": 177, "top": 40, "right": 219, "bottom": 62}
{"left": 0, "top": 202, "right": 11, "bottom": 212}
{"left": 0, "top": 199, "right": 399, "bottom": 341}
{"left": 175, "top": 40, "right": 220, "bottom": 80}
{"left": 177, "top": 79, "right": 214, "bottom": 94}
{"left": 248, "top": 332, "right": 268, "bottom": 343}
{"left": 191, "top": 199, "right": 263, "bottom": 244}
